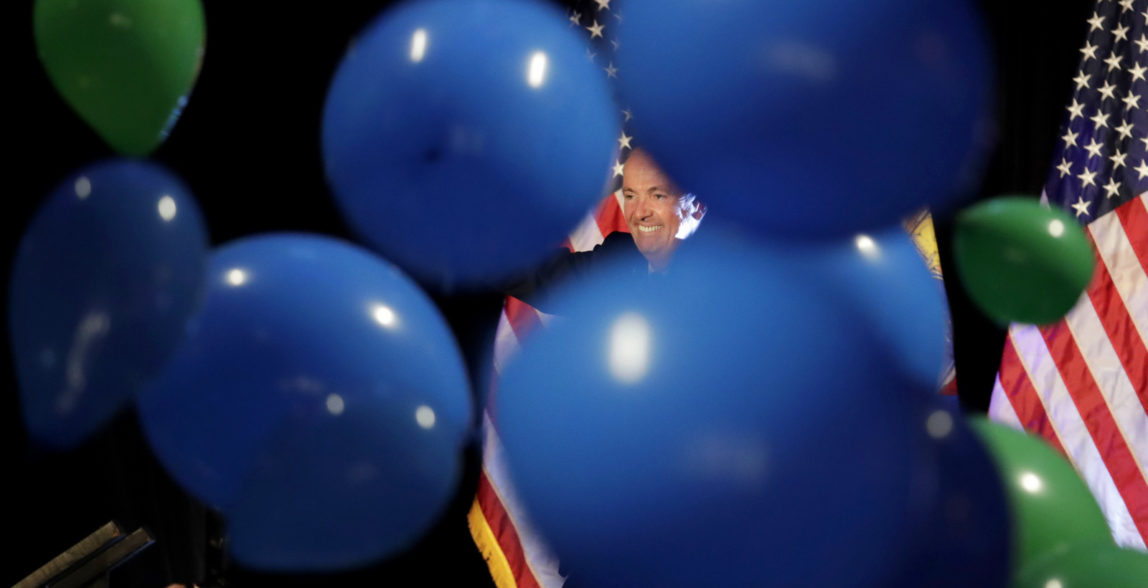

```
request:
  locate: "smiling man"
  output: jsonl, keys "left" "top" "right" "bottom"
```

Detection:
{"left": 621, "top": 148, "right": 704, "bottom": 272}
{"left": 504, "top": 148, "right": 705, "bottom": 310}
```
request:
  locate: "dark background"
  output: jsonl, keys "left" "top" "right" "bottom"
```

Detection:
{"left": 2, "top": 0, "right": 1096, "bottom": 585}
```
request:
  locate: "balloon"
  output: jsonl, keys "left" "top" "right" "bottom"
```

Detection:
{"left": 33, "top": 0, "right": 205, "bottom": 155}
{"left": 8, "top": 159, "right": 208, "bottom": 449}
{"left": 321, "top": 0, "right": 618, "bottom": 288}
{"left": 886, "top": 403, "right": 1011, "bottom": 588}
{"left": 1014, "top": 542, "right": 1148, "bottom": 588}
{"left": 614, "top": 0, "right": 993, "bottom": 238}
{"left": 138, "top": 234, "right": 472, "bottom": 571}
{"left": 953, "top": 196, "right": 1095, "bottom": 325}
{"left": 496, "top": 237, "right": 949, "bottom": 587}
{"left": 788, "top": 226, "right": 951, "bottom": 391}
{"left": 967, "top": 419, "right": 1114, "bottom": 572}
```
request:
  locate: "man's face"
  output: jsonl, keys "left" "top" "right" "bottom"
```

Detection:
{"left": 622, "top": 150, "right": 693, "bottom": 267}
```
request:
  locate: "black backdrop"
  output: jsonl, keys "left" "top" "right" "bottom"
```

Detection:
{"left": 2, "top": 0, "right": 1097, "bottom": 585}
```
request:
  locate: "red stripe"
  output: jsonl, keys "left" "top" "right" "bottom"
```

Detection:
{"left": 997, "top": 336, "right": 1066, "bottom": 454}
{"left": 1039, "top": 322, "right": 1148, "bottom": 540}
{"left": 1115, "top": 195, "right": 1148, "bottom": 278}
{"left": 1082, "top": 232, "right": 1148, "bottom": 420}
{"left": 504, "top": 297, "right": 543, "bottom": 344}
{"left": 595, "top": 193, "right": 629, "bottom": 236}
{"left": 477, "top": 470, "right": 542, "bottom": 588}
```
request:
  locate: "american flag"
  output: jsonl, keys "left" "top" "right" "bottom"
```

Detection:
{"left": 988, "top": 0, "right": 1148, "bottom": 551}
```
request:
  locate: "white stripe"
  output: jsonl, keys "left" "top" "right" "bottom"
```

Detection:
{"left": 567, "top": 210, "right": 606, "bottom": 253}
{"left": 1088, "top": 194, "right": 1148, "bottom": 349}
{"left": 482, "top": 412, "right": 566, "bottom": 587}
{"left": 1006, "top": 324, "right": 1145, "bottom": 549}
{"left": 988, "top": 374, "right": 1024, "bottom": 430}
{"left": 1060, "top": 285, "right": 1148, "bottom": 488}
{"left": 492, "top": 310, "right": 520, "bottom": 376}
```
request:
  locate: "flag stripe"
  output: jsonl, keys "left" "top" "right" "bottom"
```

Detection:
{"left": 1114, "top": 194, "right": 1148, "bottom": 278}
{"left": 469, "top": 495, "right": 522, "bottom": 588}
{"left": 996, "top": 333, "right": 1066, "bottom": 452}
{"left": 505, "top": 296, "right": 544, "bottom": 345}
{"left": 1038, "top": 321, "right": 1148, "bottom": 541}
{"left": 1082, "top": 234, "right": 1148, "bottom": 422}
{"left": 597, "top": 190, "right": 629, "bottom": 236}
{"left": 1089, "top": 194, "right": 1148, "bottom": 348}
{"left": 989, "top": 373, "right": 1025, "bottom": 430}
{"left": 1002, "top": 324, "right": 1145, "bottom": 548}
{"left": 476, "top": 471, "right": 543, "bottom": 588}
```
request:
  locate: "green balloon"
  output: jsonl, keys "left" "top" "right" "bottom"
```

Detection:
{"left": 34, "top": 0, "right": 205, "bottom": 156}
{"left": 953, "top": 196, "right": 1095, "bottom": 325}
{"left": 967, "top": 419, "right": 1113, "bottom": 574}
{"left": 1014, "top": 542, "right": 1148, "bottom": 588}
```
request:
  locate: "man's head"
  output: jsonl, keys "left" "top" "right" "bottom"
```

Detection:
{"left": 621, "top": 148, "right": 704, "bottom": 271}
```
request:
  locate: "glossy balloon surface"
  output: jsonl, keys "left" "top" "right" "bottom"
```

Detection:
{"left": 139, "top": 234, "right": 472, "bottom": 570}
{"left": 1014, "top": 542, "right": 1148, "bottom": 588}
{"left": 34, "top": 0, "right": 205, "bottom": 155}
{"left": 886, "top": 403, "right": 1011, "bottom": 587}
{"left": 787, "top": 226, "right": 950, "bottom": 391}
{"left": 9, "top": 159, "right": 208, "bottom": 449}
{"left": 615, "top": 0, "right": 992, "bottom": 237}
{"left": 322, "top": 0, "right": 618, "bottom": 287}
{"left": 954, "top": 197, "right": 1095, "bottom": 325}
{"left": 968, "top": 419, "right": 1114, "bottom": 571}
{"left": 497, "top": 237, "right": 944, "bottom": 586}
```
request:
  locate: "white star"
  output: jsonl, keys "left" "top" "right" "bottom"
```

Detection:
{"left": 569, "top": 10, "right": 581, "bottom": 26}
{"left": 1114, "top": 24, "right": 1131, "bottom": 43}
{"left": 1091, "top": 110, "right": 1110, "bottom": 129}
{"left": 1079, "top": 167, "right": 1098, "bottom": 187}
{"left": 613, "top": 159, "right": 624, "bottom": 177}
{"left": 1117, "top": 119, "right": 1135, "bottom": 140}
{"left": 1141, "top": 135, "right": 1148, "bottom": 150}
{"left": 618, "top": 131, "right": 632, "bottom": 150}
{"left": 1057, "top": 157, "right": 1074, "bottom": 178}
{"left": 1111, "top": 148, "right": 1128, "bottom": 170}
{"left": 1099, "top": 80, "right": 1118, "bottom": 100}
{"left": 1081, "top": 41, "right": 1099, "bottom": 61}
{"left": 1105, "top": 52, "right": 1124, "bottom": 71}
{"left": 595, "top": 0, "right": 611, "bottom": 11}
{"left": 1072, "top": 196, "right": 1092, "bottom": 217}
{"left": 586, "top": 46, "right": 597, "bottom": 61}
{"left": 1142, "top": 8, "right": 1148, "bottom": 22}
{"left": 1074, "top": 70, "right": 1092, "bottom": 91}
{"left": 1137, "top": 158, "right": 1148, "bottom": 179}
{"left": 604, "top": 61, "right": 617, "bottom": 78}
{"left": 1067, "top": 98, "right": 1086, "bottom": 120}
{"left": 1085, "top": 138, "right": 1104, "bottom": 159}
{"left": 1123, "top": 91, "right": 1142, "bottom": 111}
{"left": 622, "top": 108, "right": 632, "bottom": 122}
{"left": 1088, "top": 12, "right": 1105, "bottom": 32}
{"left": 586, "top": 19, "right": 604, "bottom": 39}
{"left": 1063, "top": 128, "right": 1079, "bottom": 148}
{"left": 1131, "top": 61, "right": 1148, "bottom": 81}
{"left": 610, "top": 39, "right": 620, "bottom": 51}
{"left": 1136, "top": 34, "right": 1148, "bottom": 53}
{"left": 1121, "top": 0, "right": 1136, "bottom": 12}
{"left": 1103, "top": 177, "right": 1122, "bottom": 198}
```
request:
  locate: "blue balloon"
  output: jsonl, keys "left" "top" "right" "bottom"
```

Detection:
{"left": 321, "top": 0, "right": 619, "bottom": 288}
{"left": 8, "top": 159, "right": 208, "bottom": 449}
{"left": 615, "top": 0, "right": 993, "bottom": 238}
{"left": 138, "top": 234, "right": 472, "bottom": 570}
{"left": 496, "top": 238, "right": 945, "bottom": 586}
{"left": 889, "top": 402, "right": 1011, "bottom": 588}
{"left": 789, "top": 226, "right": 951, "bottom": 391}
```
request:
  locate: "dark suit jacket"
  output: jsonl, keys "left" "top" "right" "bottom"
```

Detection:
{"left": 505, "top": 231, "right": 647, "bottom": 313}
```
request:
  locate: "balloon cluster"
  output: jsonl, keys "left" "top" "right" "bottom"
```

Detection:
{"left": 11, "top": 0, "right": 1139, "bottom": 582}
